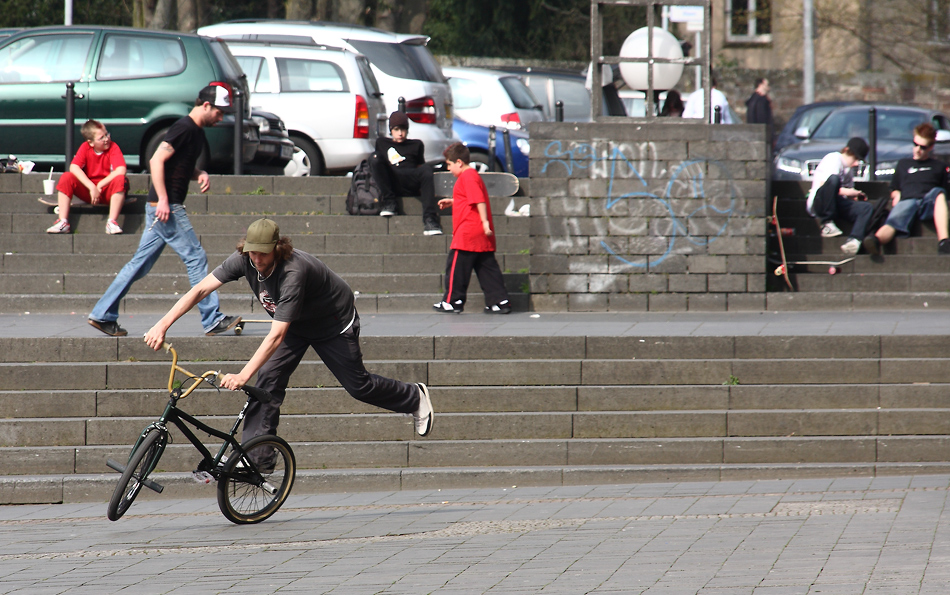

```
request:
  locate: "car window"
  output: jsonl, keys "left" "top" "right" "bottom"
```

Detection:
{"left": 813, "top": 109, "right": 927, "bottom": 141}
{"left": 0, "top": 33, "right": 94, "bottom": 83}
{"left": 207, "top": 39, "right": 244, "bottom": 82}
{"left": 796, "top": 105, "right": 835, "bottom": 135}
{"left": 499, "top": 76, "right": 539, "bottom": 110}
{"left": 934, "top": 115, "right": 950, "bottom": 130}
{"left": 235, "top": 55, "right": 275, "bottom": 93}
{"left": 97, "top": 34, "right": 185, "bottom": 80}
{"left": 347, "top": 39, "right": 444, "bottom": 83}
{"left": 448, "top": 76, "right": 482, "bottom": 109}
{"left": 552, "top": 78, "right": 591, "bottom": 121}
{"left": 277, "top": 58, "right": 348, "bottom": 92}
{"left": 356, "top": 55, "right": 381, "bottom": 97}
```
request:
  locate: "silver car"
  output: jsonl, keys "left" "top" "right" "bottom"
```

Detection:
{"left": 199, "top": 20, "right": 456, "bottom": 164}
{"left": 442, "top": 66, "right": 544, "bottom": 131}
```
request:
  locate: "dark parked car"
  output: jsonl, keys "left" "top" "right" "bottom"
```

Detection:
{"left": 0, "top": 26, "right": 258, "bottom": 172}
{"left": 247, "top": 109, "right": 294, "bottom": 175}
{"left": 773, "top": 104, "right": 950, "bottom": 182}
{"left": 497, "top": 66, "right": 622, "bottom": 122}
{"left": 774, "top": 101, "right": 865, "bottom": 153}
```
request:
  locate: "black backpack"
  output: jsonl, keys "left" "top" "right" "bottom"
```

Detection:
{"left": 346, "top": 159, "right": 381, "bottom": 216}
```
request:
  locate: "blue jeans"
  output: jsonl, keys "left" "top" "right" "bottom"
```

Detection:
{"left": 885, "top": 187, "right": 946, "bottom": 236}
{"left": 89, "top": 203, "right": 224, "bottom": 332}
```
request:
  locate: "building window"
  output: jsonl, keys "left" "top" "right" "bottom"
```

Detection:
{"left": 929, "top": 0, "right": 950, "bottom": 42}
{"left": 725, "top": 0, "right": 772, "bottom": 44}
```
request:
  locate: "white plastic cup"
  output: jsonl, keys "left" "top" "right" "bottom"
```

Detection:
{"left": 43, "top": 179, "right": 55, "bottom": 195}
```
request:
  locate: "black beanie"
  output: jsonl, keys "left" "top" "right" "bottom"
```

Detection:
{"left": 846, "top": 137, "right": 869, "bottom": 160}
{"left": 389, "top": 111, "right": 409, "bottom": 129}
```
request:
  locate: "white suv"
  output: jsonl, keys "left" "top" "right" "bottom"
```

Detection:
{"left": 223, "top": 40, "right": 385, "bottom": 175}
{"left": 199, "top": 20, "right": 456, "bottom": 164}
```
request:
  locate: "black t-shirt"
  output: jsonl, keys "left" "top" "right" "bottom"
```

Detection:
{"left": 890, "top": 157, "right": 950, "bottom": 200}
{"left": 148, "top": 116, "right": 205, "bottom": 205}
{"left": 375, "top": 137, "right": 426, "bottom": 169}
{"left": 212, "top": 249, "right": 356, "bottom": 341}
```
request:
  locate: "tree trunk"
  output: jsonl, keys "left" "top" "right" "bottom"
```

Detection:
{"left": 286, "top": 0, "right": 314, "bottom": 20}
{"left": 149, "top": 0, "right": 175, "bottom": 29}
{"left": 177, "top": 0, "right": 197, "bottom": 32}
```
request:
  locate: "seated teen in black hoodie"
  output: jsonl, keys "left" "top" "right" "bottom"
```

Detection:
{"left": 369, "top": 111, "right": 441, "bottom": 235}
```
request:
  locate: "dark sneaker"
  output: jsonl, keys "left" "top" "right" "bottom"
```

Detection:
{"left": 205, "top": 315, "right": 242, "bottom": 336}
{"left": 484, "top": 300, "right": 512, "bottom": 314}
{"left": 433, "top": 300, "right": 463, "bottom": 314}
{"left": 379, "top": 200, "right": 398, "bottom": 217}
{"left": 940, "top": 239, "right": 950, "bottom": 254}
{"left": 423, "top": 218, "right": 443, "bottom": 236}
{"left": 413, "top": 383, "right": 434, "bottom": 436}
{"left": 862, "top": 234, "right": 881, "bottom": 256}
{"left": 88, "top": 318, "right": 128, "bottom": 337}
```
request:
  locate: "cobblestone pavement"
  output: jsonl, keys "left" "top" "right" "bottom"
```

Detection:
{"left": 0, "top": 474, "right": 948, "bottom": 594}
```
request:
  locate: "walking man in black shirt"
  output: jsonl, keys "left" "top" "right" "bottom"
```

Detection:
{"left": 370, "top": 111, "right": 442, "bottom": 235}
{"left": 863, "top": 123, "right": 950, "bottom": 255}
{"left": 144, "top": 218, "right": 434, "bottom": 442}
{"left": 89, "top": 85, "right": 241, "bottom": 337}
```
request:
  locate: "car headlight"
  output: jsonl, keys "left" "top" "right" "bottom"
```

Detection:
{"left": 875, "top": 160, "right": 896, "bottom": 177}
{"left": 775, "top": 156, "right": 803, "bottom": 175}
{"left": 516, "top": 138, "right": 530, "bottom": 155}
{"left": 251, "top": 115, "right": 270, "bottom": 134}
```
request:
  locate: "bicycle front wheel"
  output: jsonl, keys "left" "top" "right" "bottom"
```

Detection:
{"left": 107, "top": 428, "right": 167, "bottom": 521}
{"left": 217, "top": 434, "right": 296, "bottom": 524}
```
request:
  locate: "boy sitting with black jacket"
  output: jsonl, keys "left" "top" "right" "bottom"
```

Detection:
{"left": 369, "top": 111, "right": 442, "bottom": 235}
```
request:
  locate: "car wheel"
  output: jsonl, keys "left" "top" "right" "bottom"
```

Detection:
{"left": 468, "top": 150, "right": 501, "bottom": 173}
{"left": 284, "top": 136, "right": 323, "bottom": 177}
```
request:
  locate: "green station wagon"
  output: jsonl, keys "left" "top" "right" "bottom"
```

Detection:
{"left": 0, "top": 26, "right": 258, "bottom": 172}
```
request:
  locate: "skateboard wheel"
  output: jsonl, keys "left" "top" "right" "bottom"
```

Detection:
{"left": 774, "top": 265, "right": 786, "bottom": 276}
{"left": 234, "top": 324, "right": 243, "bottom": 336}
{"left": 53, "top": 206, "right": 60, "bottom": 215}
{"left": 829, "top": 266, "right": 837, "bottom": 275}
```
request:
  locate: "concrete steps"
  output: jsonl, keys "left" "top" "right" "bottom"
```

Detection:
{"left": 2, "top": 333, "right": 950, "bottom": 503}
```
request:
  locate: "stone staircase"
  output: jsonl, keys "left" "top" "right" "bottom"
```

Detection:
{"left": 768, "top": 181, "right": 950, "bottom": 309}
{"left": 0, "top": 173, "right": 531, "bottom": 315}
{"left": 2, "top": 333, "right": 950, "bottom": 505}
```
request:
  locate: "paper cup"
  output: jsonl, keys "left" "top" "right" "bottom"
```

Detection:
{"left": 43, "top": 179, "right": 55, "bottom": 195}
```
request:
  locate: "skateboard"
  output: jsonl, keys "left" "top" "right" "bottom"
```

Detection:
{"left": 768, "top": 196, "right": 794, "bottom": 290}
{"left": 434, "top": 171, "right": 519, "bottom": 198}
{"left": 233, "top": 319, "right": 271, "bottom": 335}
{"left": 39, "top": 195, "right": 139, "bottom": 215}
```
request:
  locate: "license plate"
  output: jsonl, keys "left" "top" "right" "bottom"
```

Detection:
{"left": 280, "top": 145, "right": 293, "bottom": 159}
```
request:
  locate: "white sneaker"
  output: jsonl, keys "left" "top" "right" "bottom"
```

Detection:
{"left": 820, "top": 222, "right": 843, "bottom": 237}
{"left": 413, "top": 383, "right": 433, "bottom": 436}
{"left": 46, "top": 219, "right": 70, "bottom": 234}
{"left": 840, "top": 238, "right": 861, "bottom": 255}
{"left": 105, "top": 220, "right": 123, "bottom": 235}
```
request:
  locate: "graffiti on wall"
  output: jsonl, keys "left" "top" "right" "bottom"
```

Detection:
{"left": 541, "top": 140, "right": 739, "bottom": 267}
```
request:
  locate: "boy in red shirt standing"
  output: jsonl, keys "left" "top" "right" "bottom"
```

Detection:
{"left": 434, "top": 142, "right": 511, "bottom": 314}
{"left": 46, "top": 119, "right": 129, "bottom": 235}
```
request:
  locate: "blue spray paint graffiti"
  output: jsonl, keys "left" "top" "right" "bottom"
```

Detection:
{"left": 541, "top": 140, "right": 738, "bottom": 267}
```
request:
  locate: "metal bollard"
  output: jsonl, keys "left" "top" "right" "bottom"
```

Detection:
{"left": 555, "top": 100, "right": 564, "bottom": 123}
{"left": 63, "top": 82, "right": 77, "bottom": 171}
{"left": 487, "top": 125, "right": 496, "bottom": 172}
{"left": 398, "top": 96, "right": 406, "bottom": 113}
{"left": 502, "top": 128, "right": 514, "bottom": 174}
{"left": 868, "top": 107, "right": 877, "bottom": 181}
{"left": 233, "top": 88, "right": 243, "bottom": 176}
{"left": 714, "top": 105, "right": 722, "bottom": 124}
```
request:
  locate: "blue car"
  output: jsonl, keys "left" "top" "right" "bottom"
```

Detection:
{"left": 450, "top": 117, "right": 529, "bottom": 178}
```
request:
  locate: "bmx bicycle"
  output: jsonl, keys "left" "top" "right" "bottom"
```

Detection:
{"left": 105, "top": 342, "right": 296, "bottom": 524}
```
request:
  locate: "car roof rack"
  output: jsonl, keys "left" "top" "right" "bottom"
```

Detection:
{"left": 216, "top": 33, "right": 344, "bottom": 52}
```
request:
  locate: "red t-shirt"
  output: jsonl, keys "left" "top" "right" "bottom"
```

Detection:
{"left": 449, "top": 167, "right": 496, "bottom": 253}
{"left": 71, "top": 141, "right": 126, "bottom": 183}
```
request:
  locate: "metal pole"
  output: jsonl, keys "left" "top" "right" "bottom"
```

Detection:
{"left": 65, "top": 0, "right": 73, "bottom": 25}
{"left": 714, "top": 105, "right": 722, "bottom": 124}
{"left": 398, "top": 96, "right": 406, "bottom": 113}
{"left": 803, "top": 0, "right": 815, "bottom": 103}
{"left": 487, "top": 125, "right": 496, "bottom": 172}
{"left": 232, "top": 89, "right": 243, "bottom": 175}
{"left": 555, "top": 100, "right": 564, "bottom": 123}
{"left": 64, "top": 82, "right": 75, "bottom": 171}
{"left": 868, "top": 107, "right": 877, "bottom": 181}
{"left": 502, "top": 129, "right": 514, "bottom": 174}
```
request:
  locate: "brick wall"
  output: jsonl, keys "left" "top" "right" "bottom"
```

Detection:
{"left": 527, "top": 121, "right": 768, "bottom": 312}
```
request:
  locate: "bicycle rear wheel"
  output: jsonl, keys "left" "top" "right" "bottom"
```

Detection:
{"left": 107, "top": 428, "right": 167, "bottom": 521}
{"left": 216, "top": 434, "right": 295, "bottom": 524}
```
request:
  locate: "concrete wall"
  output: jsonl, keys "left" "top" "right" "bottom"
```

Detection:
{"left": 527, "top": 121, "right": 768, "bottom": 312}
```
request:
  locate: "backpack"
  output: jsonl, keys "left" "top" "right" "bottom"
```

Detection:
{"left": 345, "top": 159, "right": 381, "bottom": 216}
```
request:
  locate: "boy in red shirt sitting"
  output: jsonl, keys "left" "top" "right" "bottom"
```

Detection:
{"left": 46, "top": 119, "right": 129, "bottom": 235}
{"left": 433, "top": 142, "right": 511, "bottom": 314}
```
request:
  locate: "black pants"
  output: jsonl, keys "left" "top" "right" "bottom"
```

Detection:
{"left": 368, "top": 153, "right": 438, "bottom": 221}
{"left": 443, "top": 249, "right": 509, "bottom": 309}
{"left": 812, "top": 174, "right": 873, "bottom": 239}
{"left": 242, "top": 313, "right": 420, "bottom": 442}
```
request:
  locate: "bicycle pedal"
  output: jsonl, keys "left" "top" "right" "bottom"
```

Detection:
{"left": 192, "top": 471, "right": 214, "bottom": 484}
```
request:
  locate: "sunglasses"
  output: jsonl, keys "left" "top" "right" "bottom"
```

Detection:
{"left": 914, "top": 141, "right": 934, "bottom": 150}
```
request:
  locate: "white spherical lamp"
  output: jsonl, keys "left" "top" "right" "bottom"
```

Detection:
{"left": 619, "top": 27, "right": 684, "bottom": 91}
